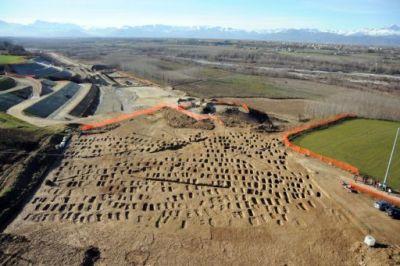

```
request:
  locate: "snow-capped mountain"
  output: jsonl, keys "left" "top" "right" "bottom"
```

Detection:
{"left": 0, "top": 20, "right": 399, "bottom": 46}
{"left": 343, "top": 25, "right": 400, "bottom": 36}
{"left": 0, "top": 20, "right": 88, "bottom": 37}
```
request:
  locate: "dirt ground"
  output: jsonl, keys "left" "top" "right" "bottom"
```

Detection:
{"left": 162, "top": 108, "right": 215, "bottom": 130}
{"left": 221, "top": 97, "right": 312, "bottom": 123}
{"left": 2, "top": 110, "right": 399, "bottom": 265}
{"left": 96, "top": 86, "right": 184, "bottom": 115}
{"left": 6, "top": 81, "right": 80, "bottom": 127}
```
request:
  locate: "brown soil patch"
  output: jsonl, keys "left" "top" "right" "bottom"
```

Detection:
{"left": 220, "top": 107, "right": 278, "bottom": 133}
{"left": 0, "top": 233, "right": 86, "bottom": 265}
{"left": 162, "top": 108, "right": 215, "bottom": 130}
{"left": 222, "top": 97, "right": 312, "bottom": 123}
{"left": 1, "top": 112, "right": 399, "bottom": 265}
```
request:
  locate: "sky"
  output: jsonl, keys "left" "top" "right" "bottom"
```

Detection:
{"left": 0, "top": 0, "right": 399, "bottom": 31}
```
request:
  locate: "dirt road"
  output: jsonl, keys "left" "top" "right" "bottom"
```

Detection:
{"left": 7, "top": 81, "right": 71, "bottom": 126}
{"left": 0, "top": 76, "right": 42, "bottom": 98}
{"left": 46, "top": 52, "right": 81, "bottom": 67}
{"left": 296, "top": 153, "right": 400, "bottom": 244}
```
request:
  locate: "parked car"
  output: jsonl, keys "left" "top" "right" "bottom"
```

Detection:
{"left": 374, "top": 200, "right": 391, "bottom": 211}
{"left": 386, "top": 206, "right": 400, "bottom": 219}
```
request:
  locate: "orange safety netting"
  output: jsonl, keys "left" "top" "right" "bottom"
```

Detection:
{"left": 350, "top": 182, "right": 400, "bottom": 207}
{"left": 81, "top": 99, "right": 249, "bottom": 131}
{"left": 81, "top": 104, "right": 218, "bottom": 131}
{"left": 282, "top": 113, "right": 360, "bottom": 175}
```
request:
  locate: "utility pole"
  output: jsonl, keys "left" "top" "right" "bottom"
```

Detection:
{"left": 383, "top": 127, "right": 400, "bottom": 187}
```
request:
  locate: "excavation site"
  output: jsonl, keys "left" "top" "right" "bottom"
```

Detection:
{"left": 1, "top": 103, "right": 398, "bottom": 265}
{"left": 0, "top": 40, "right": 399, "bottom": 266}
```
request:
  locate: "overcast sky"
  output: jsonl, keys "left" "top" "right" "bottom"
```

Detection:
{"left": 1, "top": 0, "right": 399, "bottom": 30}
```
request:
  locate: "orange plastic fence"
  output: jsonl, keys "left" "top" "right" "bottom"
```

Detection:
{"left": 350, "top": 182, "right": 400, "bottom": 207}
{"left": 282, "top": 113, "right": 360, "bottom": 175}
{"left": 81, "top": 99, "right": 250, "bottom": 131}
{"left": 177, "top": 102, "right": 193, "bottom": 110}
{"left": 81, "top": 104, "right": 217, "bottom": 131}
{"left": 174, "top": 105, "right": 216, "bottom": 121}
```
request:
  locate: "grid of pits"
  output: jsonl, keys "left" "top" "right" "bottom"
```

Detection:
{"left": 22, "top": 128, "right": 320, "bottom": 229}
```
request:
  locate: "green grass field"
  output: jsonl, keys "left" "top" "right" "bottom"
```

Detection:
{"left": 176, "top": 68, "right": 327, "bottom": 99}
{"left": 197, "top": 74, "right": 288, "bottom": 98}
{"left": 0, "top": 112, "right": 63, "bottom": 133}
{"left": 293, "top": 119, "right": 400, "bottom": 189}
{"left": 0, "top": 112, "right": 37, "bottom": 130}
{"left": 0, "top": 55, "right": 25, "bottom": 65}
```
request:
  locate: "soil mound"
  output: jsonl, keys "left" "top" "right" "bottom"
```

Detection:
{"left": 163, "top": 108, "right": 215, "bottom": 130}
{"left": 221, "top": 107, "right": 273, "bottom": 128}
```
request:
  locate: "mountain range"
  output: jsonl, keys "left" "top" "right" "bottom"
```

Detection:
{"left": 1, "top": 20, "right": 400, "bottom": 46}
